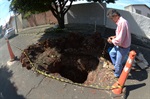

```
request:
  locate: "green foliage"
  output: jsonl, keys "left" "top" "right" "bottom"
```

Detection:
{"left": 9, "top": 0, "right": 116, "bottom": 18}
{"left": 9, "top": 0, "right": 76, "bottom": 28}
{"left": 10, "top": 0, "right": 50, "bottom": 14}
{"left": 9, "top": 0, "right": 117, "bottom": 28}
{"left": 22, "top": 12, "right": 32, "bottom": 19}
{"left": 9, "top": 0, "right": 76, "bottom": 14}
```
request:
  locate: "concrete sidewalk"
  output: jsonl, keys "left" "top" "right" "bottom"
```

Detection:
{"left": 0, "top": 28, "right": 126, "bottom": 99}
{"left": 1, "top": 24, "right": 150, "bottom": 99}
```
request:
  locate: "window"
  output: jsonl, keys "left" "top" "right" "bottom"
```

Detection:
{"left": 147, "top": 13, "right": 150, "bottom": 18}
{"left": 135, "top": 9, "right": 141, "bottom": 14}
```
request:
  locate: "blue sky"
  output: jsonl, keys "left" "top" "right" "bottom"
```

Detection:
{"left": 0, "top": 0, "right": 150, "bottom": 26}
{"left": 107, "top": 0, "right": 150, "bottom": 10}
{"left": 0, "top": 0, "right": 13, "bottom": 26}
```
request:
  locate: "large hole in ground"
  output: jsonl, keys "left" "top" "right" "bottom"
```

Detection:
{"left": 20, "top": 32, "right": 110, "bottom": 83}
{"left": 58, "top": 53, "right": 99, "bottom": 83}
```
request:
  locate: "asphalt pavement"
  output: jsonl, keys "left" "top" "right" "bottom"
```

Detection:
{"left": 0, "top": 24, "right": 150, "bottom": 99}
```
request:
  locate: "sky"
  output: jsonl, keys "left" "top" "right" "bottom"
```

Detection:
{"left": 0, "top": 0, "right": 13, "bottom": 26}
{"left": 107, "top": 0, "right": 150, "bottom": 10}
{"left": 0, "top": 0, "right": 150, "bottom": 26}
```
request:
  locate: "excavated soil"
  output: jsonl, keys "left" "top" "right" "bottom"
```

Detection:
{"left": 20, "top": 31, "right": 117, "bottom": 86}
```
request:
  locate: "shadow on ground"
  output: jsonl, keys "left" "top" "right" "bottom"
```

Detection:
{"left": 0, "top": 65, "right": 25, "bottom": 99}
{"left": 125, "top": 62, "right": 149, "bottom": 99}
{"left": 20, "top": 24, "right": 114, "bottom": 84}
{"left": 125, "top": 83, "right": 146, "bottom": 99}
{"left": 124, "top": 66, "right": 148, "bottom": 99}
{"left": 8, "top": 34, "right": 19, "bottom": 40}
{"left": 18, "top": 24, "right": 150, "bottom": 98}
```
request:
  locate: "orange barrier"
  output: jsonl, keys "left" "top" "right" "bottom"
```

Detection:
{"left": 112, "top": 50, "right": 136, "bottom": 94}
{"left": 6, "top": 39, "right": 16, "bottom": 61}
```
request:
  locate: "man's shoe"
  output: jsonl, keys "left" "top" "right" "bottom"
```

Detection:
{"left": 111, "top": 75, "right": 119, "bottom": 81}
{"left": 114, "top": 74, "right": 119, "bottom": 78}
{"left": 114, "top": 76, "right": 119, "bottom": 78}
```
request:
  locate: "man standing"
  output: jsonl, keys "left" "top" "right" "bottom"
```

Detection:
{"left": 107, "top": 9, "right": 131, "bottom": 78}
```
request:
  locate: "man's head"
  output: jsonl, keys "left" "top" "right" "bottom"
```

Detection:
{"left": 107, "top": 9, "right": 121, "bottom": 23}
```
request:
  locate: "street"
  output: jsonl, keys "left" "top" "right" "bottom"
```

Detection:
{"left": 1, "top": 33, "right": 117, "bottom": 99}
{"left": 0, "top": 27, "right": 150, "bottom": 99}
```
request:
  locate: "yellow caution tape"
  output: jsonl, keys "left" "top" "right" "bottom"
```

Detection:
{"left": 12, "top": 44, "right": 123, "bottom": 90}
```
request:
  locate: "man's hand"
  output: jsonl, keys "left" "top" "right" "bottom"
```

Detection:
{"left": 107, "top": 36, "right": 116, "bottom": 44}
{"left": 107, "top": 37, "right": 112, "bottom": 44}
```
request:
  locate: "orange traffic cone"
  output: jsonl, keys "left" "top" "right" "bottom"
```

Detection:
{"left": 6, "top": 39, "right": 16, "bottom": 61}
{"left": 112, "top": 50, "right": 136, "bottom": 94}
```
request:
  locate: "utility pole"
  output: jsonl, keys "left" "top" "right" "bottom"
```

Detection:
{"left": 14, "top": 12, "right": 18, "bottom": 33}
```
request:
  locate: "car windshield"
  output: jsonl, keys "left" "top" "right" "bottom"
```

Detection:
{"left": 5, "top": 28, "right": 13, "bottom": 33}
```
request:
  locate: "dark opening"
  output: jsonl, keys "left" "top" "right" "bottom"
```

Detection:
{"left": 20, "top": 32, "right": 108, "bottom": 83}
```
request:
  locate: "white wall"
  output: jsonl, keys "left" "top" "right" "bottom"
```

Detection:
{"left": 65, "top": 3, "right": 106, "bottom": 25}
{"left": 9, "top": 15, "right": 23, "bottom": 32}
{"left": 132, "top": 6, "right": 150, "bottom": 17}
{"left": 125, "top": 6, "right": 133, "bottom": 12}
{"left": 9, "top": 18, "right": 16, "bottom": 29}
{"left": 65, "top": 4, "right": 150, "bottom": 39}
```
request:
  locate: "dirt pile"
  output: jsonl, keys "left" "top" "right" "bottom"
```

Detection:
{"left": 20, "top": 32, "right": 114, "bottom": 84}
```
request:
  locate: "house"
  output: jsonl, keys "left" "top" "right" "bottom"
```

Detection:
{"left": 8, "top": 16, "right": 16, "bottom": 29}
{"left": 8, "top": 14, "right": 22, "bottom": 32}
{"left": 4, "top": 13, "right": 24, "bottom": 33}
{"left": 124, "top": 4, "right": 150, "bottom": 18}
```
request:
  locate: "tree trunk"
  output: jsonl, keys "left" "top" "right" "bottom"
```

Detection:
{"left": 57, "top": 15, "right": 65, "bottom": 29}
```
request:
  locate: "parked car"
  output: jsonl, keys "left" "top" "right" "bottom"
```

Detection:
{"left": 4, "top": 28, "right": 15, "bottom": 39}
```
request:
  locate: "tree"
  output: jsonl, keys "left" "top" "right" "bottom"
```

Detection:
{"left": 9, "top": 0, "right": 75, "bottom": 29}
{"left": 9, "top": 0, "right": 116, "bottom": 29}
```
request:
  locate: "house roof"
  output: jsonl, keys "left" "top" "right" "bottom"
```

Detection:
{"left": 124, "top": 4, "right": 150, "bottom": 10}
